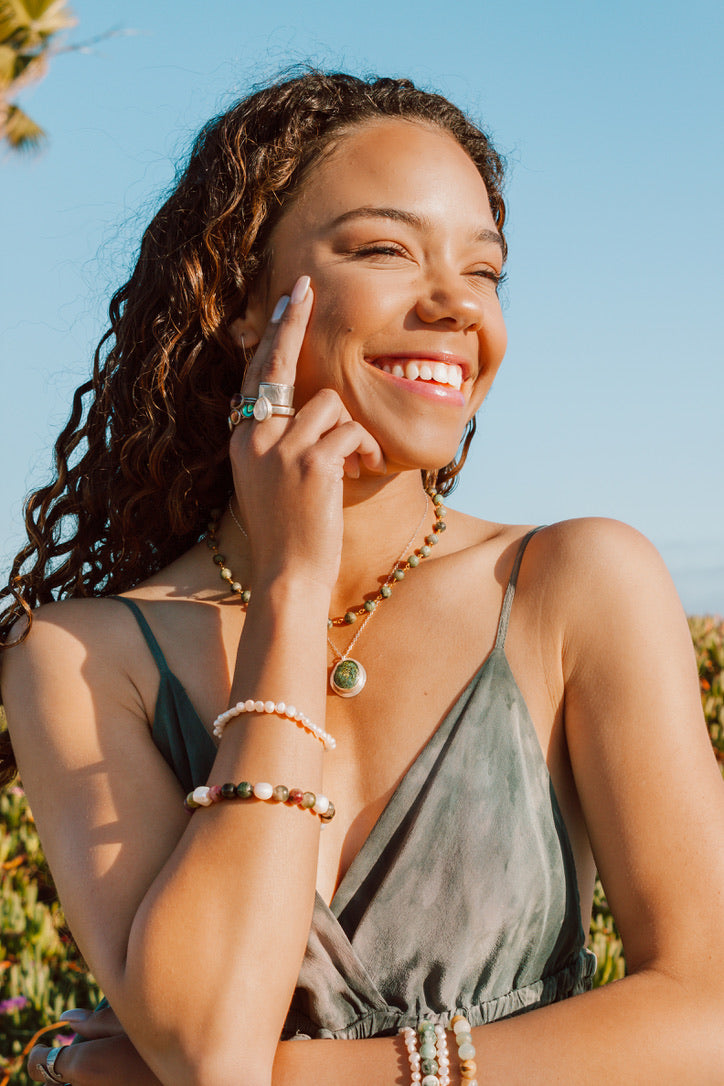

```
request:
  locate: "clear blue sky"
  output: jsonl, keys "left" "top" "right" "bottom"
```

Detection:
{"left": 1, "top": 0, "right": 722, "bottom": 612}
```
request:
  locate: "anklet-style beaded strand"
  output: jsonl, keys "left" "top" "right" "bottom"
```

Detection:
{"left": 184, "top": 781, "right": 335, "bottom": 822}
{"left": 212, "top": 699, "right": 336, "bottom": 751}
{"left": 451, "top": 1013, "right": 478, "bottom": 1085}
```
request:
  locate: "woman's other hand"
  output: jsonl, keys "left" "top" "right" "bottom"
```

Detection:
{"left": 28, "top": 1006, "right": 162, "bottom": 1085}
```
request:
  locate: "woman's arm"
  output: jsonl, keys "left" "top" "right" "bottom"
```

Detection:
{"left": 7, "top": 280, "right": 385, "bottom": 1086}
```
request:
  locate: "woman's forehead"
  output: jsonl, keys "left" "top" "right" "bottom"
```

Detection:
{"left": 283, "top": 118, "right": 495, "bottom": 231}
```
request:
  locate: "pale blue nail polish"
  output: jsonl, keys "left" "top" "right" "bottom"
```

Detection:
{"left": 271, "top": 295, "right": 290, "bottom": 322}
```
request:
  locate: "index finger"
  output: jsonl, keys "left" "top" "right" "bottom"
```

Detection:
{"left": 241, "top": 275, "right": 313, "bottom": 399}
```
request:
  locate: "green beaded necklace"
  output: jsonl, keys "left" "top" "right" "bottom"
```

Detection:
{"left": 205, "top": 489, "right": 448, "bottom": 697}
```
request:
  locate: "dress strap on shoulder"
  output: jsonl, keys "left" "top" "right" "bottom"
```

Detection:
{"left": 494, "top": 527, "right": 545, "bottom": 651}
{"left": 111, "top": 596, "right": 170, "bottom": 674}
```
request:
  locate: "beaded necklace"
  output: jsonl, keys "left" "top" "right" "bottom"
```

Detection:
{"left": 204, "top": 488, "right": 448, "bottom": 697}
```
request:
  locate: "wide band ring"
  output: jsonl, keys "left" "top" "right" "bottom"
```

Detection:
{"left": 39, "top": 1048, "right": 71, "bottom": 1085}
{"left": 258, "top": 382, "right": 294, "bottom": 407}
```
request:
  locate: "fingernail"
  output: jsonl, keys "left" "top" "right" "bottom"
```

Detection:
{"left": 60, "top": 1009, "right": 90, "bottom": 1022}
{"left": 271, "top": 295, "right": 290, "bottom": 323}
{"left": 290, "top": 275, "right": 311, "bottom": 305}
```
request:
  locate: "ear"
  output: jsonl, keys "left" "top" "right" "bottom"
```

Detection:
{"left": 228, "top": 291, "right": 267, "bottom": 351}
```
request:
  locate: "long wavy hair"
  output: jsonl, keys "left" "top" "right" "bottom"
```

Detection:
{"left": 0, "top": 69, "right": 507, "bottom": 781}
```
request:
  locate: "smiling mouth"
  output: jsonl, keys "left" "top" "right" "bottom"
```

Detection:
{"left": 368, "top": 358, "right": 464, "bottom": 390}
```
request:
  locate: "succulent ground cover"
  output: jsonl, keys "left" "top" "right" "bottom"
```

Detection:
{"left": 1, "top": 616, "right": 722, "bottom": 1082}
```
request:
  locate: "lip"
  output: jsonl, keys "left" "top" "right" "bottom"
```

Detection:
{"left": 365, "top": 361, "right": 467, "bottom": 406}
{"left": 367, "top": 352, "right": 474, "bottom": 382}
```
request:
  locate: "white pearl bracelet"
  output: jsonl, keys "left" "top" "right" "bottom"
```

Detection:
{"left": 212, "top": 699, "right": 336, "bottom": 752}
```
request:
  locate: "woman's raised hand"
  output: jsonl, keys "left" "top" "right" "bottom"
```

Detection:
{"left": 230, "top": 275, "right": 385, "bottom": 594}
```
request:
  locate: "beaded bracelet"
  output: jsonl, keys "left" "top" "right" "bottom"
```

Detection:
{"left": 400, "top": 1021, "right": 450, "bottom": 1086}
{"left": 184, "top": 781, "right": 335, "bottom": 822}
{"left": 451, "top": 1013, "right": 478, "bottom": 1085}
{"left": 212, "top": 699, "right": 336, "bottom": 752}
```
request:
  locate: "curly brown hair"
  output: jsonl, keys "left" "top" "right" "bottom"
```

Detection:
{"left": 0, "top": 69, "right": 507, "bottom": 781}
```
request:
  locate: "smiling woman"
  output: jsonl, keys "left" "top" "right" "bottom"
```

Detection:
{"left": 1, "top": 70, "right": 723, "bottom": 1086}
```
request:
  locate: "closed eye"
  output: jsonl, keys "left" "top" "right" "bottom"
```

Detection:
{"left": 352, "top": 244, "right": 408, "bottom": 259}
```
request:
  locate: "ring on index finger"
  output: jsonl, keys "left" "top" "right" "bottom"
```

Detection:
{"left": 250, "top": 382, "right": 296, "bottom": 423}
{"left": 38, "top": 1047, "right": 71, "bottom": 1085}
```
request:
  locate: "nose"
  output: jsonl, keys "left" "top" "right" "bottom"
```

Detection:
{"left": 414, "top": 270, "right": 482, "bottom": 331}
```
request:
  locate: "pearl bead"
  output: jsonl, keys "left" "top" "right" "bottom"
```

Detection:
{"left": 264, "top": 700, "right": 276, "bottom": 713}
{"left": 244, "top": 699, "right": 255, "bottom": 711}
{"left": 192, "top": 786, "right": 212, "bottom": 806}
{"left": 313, "top": 794, "right": 330, "bottom": 815}
{"left": 253, "top": 700, "right": 265, "bottom": 713}
{"left": 253, "top": 782, "right": 273, "bottom": 800}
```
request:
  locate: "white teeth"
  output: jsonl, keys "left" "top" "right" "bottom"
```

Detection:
{"left": 373, "top": 359, "right": 465, "bottom": 388}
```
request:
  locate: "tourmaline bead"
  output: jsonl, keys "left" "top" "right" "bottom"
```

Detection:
{"left": 432, "top": 493, "right": 442, "bottom": 505}
{"left": 425, "top": 534, "right": 438, "bottom": 545}
{"left": 408, "top": 554, "right": 420, "bottom": 567}
{"left": 363, "top": 600, "right": 376, "bottom": 612}
{"left": 320, "top": 801, "right": 335, "bottom": 821}
{"left": 289, "top": 788, "right": 304, "bottom": 805}
{"left": 221, "top": 782, "right": 237, "bottom": 799}
{"left": 457, "top": 1043, "right": 475, "bottom": 1061}
{"left": 208, "top": 785, "right": 223, "bottom": 801}
{"left": 434, "top": 520, "right": 446, "bottom": 532}
{"left": 344, "top": 611, "right": 357, "bottom": 624}
{"left": 184, "top": 792, "right": 199, "bottom": 809}
{"left": 241, "top": 590, "right": 251, "bottom": 603}
{"left": 273, "top": 785, "right": 289, "bottom": 802}
{"left": 213, "top": 553, "right": 225, "bottom": 565}
{"left": 380, "top": 585, "right": 392, "bottom": 597}
{"left": 393, "top": 569, "right": 405, "bottom": 581}
{"left": 301, "top": 791, "right": 316, "bottom": 809}
{"left": 236, "top": 781, "right": 253, "bottom": 799}
{"left": 420, "top": 545, "right": 431, "bottom": 557}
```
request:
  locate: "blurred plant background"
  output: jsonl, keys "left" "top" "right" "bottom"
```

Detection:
{"left": 0, "top": 617, "right": 721, "bottom": 1081}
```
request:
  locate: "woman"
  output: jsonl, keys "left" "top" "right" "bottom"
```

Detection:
{"left": 1, "top": 71, "right": 722, "bottom": 1085}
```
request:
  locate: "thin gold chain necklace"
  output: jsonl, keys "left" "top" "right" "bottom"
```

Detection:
{"left": 205, "top": 488, "right": 448, "bottom": 696}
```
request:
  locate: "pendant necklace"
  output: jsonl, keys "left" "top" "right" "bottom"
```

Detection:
{"left": 205, "top": 488, "right": 448, "bottom": 698}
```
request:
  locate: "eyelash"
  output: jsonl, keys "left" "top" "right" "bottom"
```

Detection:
{"left": 352, "top": 245, "right": 507, "bottom": 288}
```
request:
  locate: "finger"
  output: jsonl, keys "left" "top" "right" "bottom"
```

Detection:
{"left": 289, "top": 390, "right": 386, "bottom": 475}
{"left": 28, "top": 1043, "right": 70, "bottom": 1083}
{"left": 60, "top": 1004, "right": 126, "bottom": 1039}
{"left": 240, "top": 274, "right": 313, "bottom": 397}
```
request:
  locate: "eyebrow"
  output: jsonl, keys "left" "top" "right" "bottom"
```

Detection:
{"left": 328, "top": 206, "right": 505, "bottom": 251}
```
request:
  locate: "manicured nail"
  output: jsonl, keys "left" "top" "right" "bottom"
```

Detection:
{"left": 271, "top": 295, "right": 290, "bottom": 323}
{"left": 60, "top": 1009, "right": 90, "bottom": 1022}
{"left": 290, "top": 275, "right": 311, "bottom": 305}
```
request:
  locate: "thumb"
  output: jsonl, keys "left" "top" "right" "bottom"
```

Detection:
{"left": 60, "top": 1004, "right": 126, "bottom": 1038}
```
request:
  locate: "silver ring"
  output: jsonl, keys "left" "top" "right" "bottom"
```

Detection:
{"left": 258, "top": 382, "right": 294, "bottom": 407}
{"left": 228, "top": 398, "right": 257, "bottom": 429}
{"left": 252, "top": 397, "right": 295, "bottom": 422}
{"left": 39, "top": 1048, "right": 71, "bottom": 1085}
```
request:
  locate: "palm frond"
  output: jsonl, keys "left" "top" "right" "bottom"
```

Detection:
{"left": 1, "top": 99, "right": 45, "bottom": 149}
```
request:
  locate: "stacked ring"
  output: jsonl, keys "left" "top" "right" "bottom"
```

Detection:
{"left": 228, "top": 383, "right": 296, "bottom": 428}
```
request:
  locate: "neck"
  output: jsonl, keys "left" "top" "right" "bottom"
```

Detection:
{"left": 331, "top": 471, "right": 435, "bottom": 614}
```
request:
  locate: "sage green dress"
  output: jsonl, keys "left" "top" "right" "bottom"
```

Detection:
{"left": 113, "top": 528, "right": 596, "bottom": 1038}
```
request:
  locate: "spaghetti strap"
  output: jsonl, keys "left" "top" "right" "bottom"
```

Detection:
{"left": 494, "top": 527, "right": 545, "bottom": 650}
{"left": 112, "top": 596, "right": 171, "bottom": 674}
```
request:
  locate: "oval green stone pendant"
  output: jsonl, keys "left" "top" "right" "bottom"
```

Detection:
{"left": 330, "top": 658, "right": 367, "bottom": 697}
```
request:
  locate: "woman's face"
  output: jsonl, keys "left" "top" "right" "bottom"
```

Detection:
{"left": 248, "top": 118, "right": 508, "bottom": 473}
